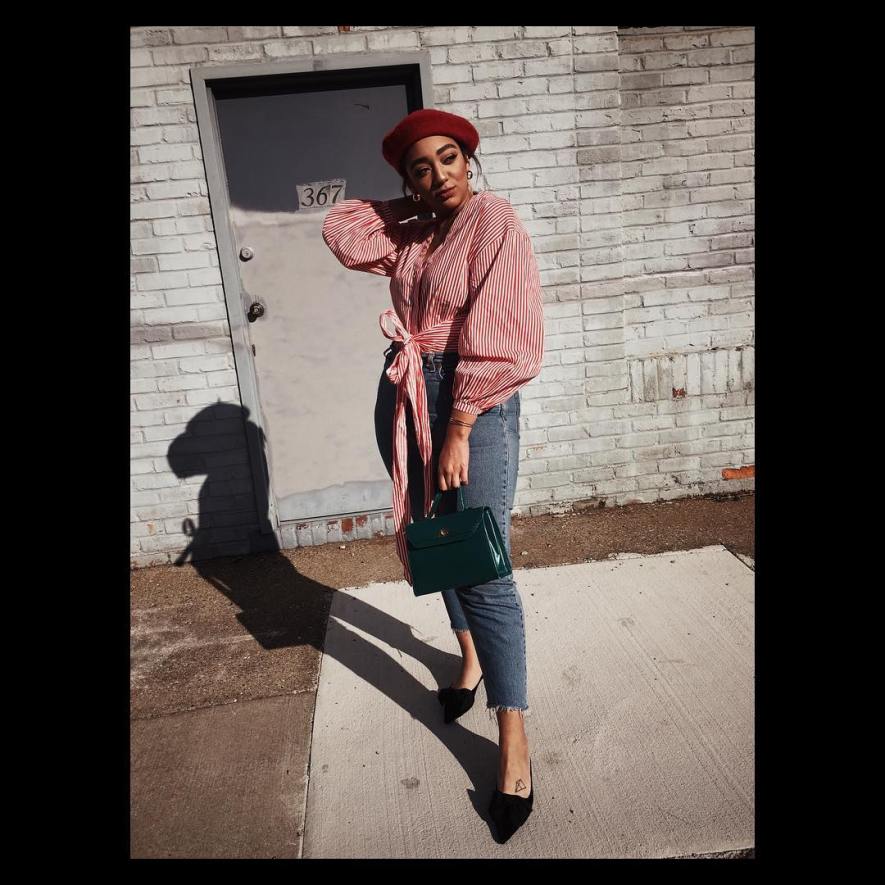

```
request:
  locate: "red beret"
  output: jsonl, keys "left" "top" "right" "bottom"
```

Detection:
{"left": 382, "top": 108, "right": 480, "bottom": 174}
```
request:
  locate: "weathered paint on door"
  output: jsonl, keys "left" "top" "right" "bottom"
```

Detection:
{"left": 215, "top": 82, "right": 410, "bottom": 523}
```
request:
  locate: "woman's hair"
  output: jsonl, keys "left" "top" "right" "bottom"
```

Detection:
{"left": 400, "top": 139, "right": 483, "bottom": 197}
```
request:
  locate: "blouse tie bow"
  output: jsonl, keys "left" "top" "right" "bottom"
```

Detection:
{"left": 378, "top": 307, "right": 467, "bottom": 585}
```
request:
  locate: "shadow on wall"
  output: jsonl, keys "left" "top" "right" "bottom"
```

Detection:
{"left": 165, "top": 402, "right": 324, "bottom": 651}
{"left": 167, "top": 402, "right": 278, "bottom": 565}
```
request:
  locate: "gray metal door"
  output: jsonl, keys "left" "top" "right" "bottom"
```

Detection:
{"left": 211, "top": 70, "right": 418, "bottom": 526}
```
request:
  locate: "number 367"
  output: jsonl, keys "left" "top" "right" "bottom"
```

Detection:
{"left": 301, "top": 184, "right": 342, "bottom": 207}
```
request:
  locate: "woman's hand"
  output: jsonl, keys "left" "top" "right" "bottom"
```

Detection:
{"left": 438, "top": 432, "right": 470, "bottom": 491}
{"left": 388, "top": 195, "right": 432, "bottom": 221}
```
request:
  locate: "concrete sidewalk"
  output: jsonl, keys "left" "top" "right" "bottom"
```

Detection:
{"left": 131, "top": 543, "right": 754, "bottom": 859}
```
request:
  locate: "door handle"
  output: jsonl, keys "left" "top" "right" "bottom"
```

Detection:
{"left": 247, "top": 302, "right": 265, "bottom": 322}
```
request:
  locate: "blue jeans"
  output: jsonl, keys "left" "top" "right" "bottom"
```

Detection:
{"left": 374, "top": 344, "right": 529, "bottom": 720}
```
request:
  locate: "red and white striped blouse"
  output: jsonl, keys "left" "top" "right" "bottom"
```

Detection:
{"left": 322, "top": 189, "right": 545, "bottom": 586}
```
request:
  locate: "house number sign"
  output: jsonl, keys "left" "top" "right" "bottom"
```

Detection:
{"left": 296, "top": 178, "right": 346, "bottom": 211}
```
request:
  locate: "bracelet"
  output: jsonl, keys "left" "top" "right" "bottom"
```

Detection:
{"left": 449, "top": 418, "right": 474, "bottom": 428}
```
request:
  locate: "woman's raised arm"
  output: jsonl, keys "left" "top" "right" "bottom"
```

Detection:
{"left": 321, "top": 196, "right": 425, "bottom": 276}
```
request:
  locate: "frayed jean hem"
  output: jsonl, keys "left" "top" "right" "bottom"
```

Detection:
{"left": 487, "top": 704, "right": 530, "bottom": 722}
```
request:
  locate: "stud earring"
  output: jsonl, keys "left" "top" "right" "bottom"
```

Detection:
{"left": 412, "top": 193, "right": 421, "bottom": 202}
{"left": 467, "top": 170, "right": 473, "bottom": 179}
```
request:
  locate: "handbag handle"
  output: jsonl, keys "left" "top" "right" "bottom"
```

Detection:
{"left": 426, "top": 485, "right": 466, "bottom": 519}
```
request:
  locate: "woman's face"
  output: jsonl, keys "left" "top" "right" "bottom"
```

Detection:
{"left": 403, "top": 135, "right": 473, "bottom": 217}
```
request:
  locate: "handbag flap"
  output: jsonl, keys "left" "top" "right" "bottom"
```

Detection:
{"left": 406, "top": 507, "right": 486, "bottom": 549}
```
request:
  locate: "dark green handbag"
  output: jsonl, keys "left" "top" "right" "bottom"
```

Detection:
{"left": 405, "top": 485, "right": 513, "bottom": 597}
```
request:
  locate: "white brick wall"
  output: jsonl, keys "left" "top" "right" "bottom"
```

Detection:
{"left": 614, "top": 25, "right": 754, "bottom": 515}
{"left": 131, "top": 24, "right": 754, "bottom": 566}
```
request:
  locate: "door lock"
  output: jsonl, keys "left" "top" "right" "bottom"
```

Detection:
{"left": 247, "top": 302, "right": 265, "bottom": 322}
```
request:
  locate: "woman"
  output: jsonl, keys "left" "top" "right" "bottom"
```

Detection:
{"left": 322, "top": 108, "right": 544, "bottom": 843}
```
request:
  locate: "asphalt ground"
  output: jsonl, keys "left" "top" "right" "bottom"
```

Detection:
{"left": 130, "top": 491, "right": 754, "bottom": 859}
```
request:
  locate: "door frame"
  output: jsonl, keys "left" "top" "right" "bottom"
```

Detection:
{"left": 190, "top": 51, "right": 433, "bottom": 537}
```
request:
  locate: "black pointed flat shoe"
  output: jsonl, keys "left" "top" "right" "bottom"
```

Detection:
{"left": 488, "top": 758, "right": 533, "bottom": 844}
{"left": 437, "top": 674, "right": 483, "bottom": 724}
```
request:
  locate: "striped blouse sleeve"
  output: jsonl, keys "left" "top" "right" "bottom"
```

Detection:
{"left": 451, "top": 223, "right": 545, "bottom": 416}
{"left": 321, "top": 199, "right": 404, "bottom": 277}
